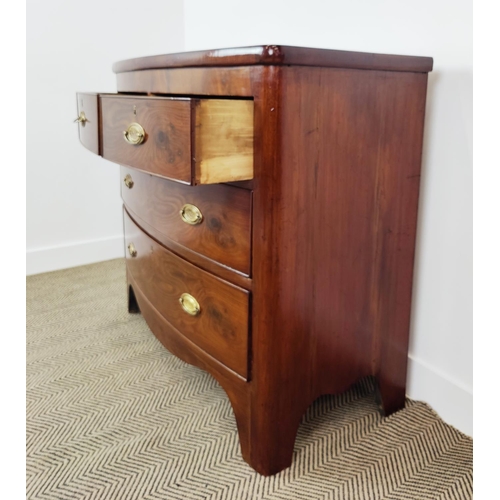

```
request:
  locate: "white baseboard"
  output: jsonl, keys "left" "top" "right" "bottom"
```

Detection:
{"left": 407, "top": 354, "right": 473, "bottom": 436}
{"left": 27, "top": 235, "right": 124, "bottom": 276}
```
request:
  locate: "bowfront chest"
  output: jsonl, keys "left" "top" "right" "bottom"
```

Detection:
{"left": 76, "top": 45, "right": 433, "bottom": 475}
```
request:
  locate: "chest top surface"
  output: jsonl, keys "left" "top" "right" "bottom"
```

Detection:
{"left": 113, "top": 44, "right": 433, "bottom": 74}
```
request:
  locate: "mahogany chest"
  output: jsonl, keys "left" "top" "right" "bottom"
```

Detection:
{"left": 76, "top": 45, "right": 433, "bottom": 475}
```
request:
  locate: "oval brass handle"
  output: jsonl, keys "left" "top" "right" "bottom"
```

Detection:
{"left": 179, "top": 293, "right": 201, "bottom": 316}
{"left": 124, "top": 174, "right": 134, "bottom": 189}
{"left": 128, "top": 243, "right": 137, "bottom": 257}
{"left": 123, "top": 122, "right": 145, "bottom": 145}
{"left": 180, "top": 204, "right": 203, "bottom": 225}
{"left": 74, "top": 111, "right": 87, "bottom": 125}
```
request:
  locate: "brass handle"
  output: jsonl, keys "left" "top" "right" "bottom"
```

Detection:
{"left": 180, "top": 204, "right": 203, "bottom": 225}
{"left": 179, "top": 293, "right": 201, "bottom": 316}
{"left": 123, "top": 122, "right": 145, "bottom": 145}
{"left": 124, "top": 174, "right": 134, "bottom": 189}
{"left": 74, "top": 111, "right": 87, "bottom": 125}
{"left": 128, "top": 243, "right": 137, "bottom": 257}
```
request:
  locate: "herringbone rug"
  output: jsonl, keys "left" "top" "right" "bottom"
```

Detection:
{"left": 27, "top": 259, "right": 472, "bottom": 500}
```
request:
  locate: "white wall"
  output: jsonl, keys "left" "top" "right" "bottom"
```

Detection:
{"left": 184, "top": 0, "right": 473, "bottom": 435}
{"left": 26, "top": 0, "right": 185, "bottom": 275}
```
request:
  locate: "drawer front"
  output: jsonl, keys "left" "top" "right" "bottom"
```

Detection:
{"left": 121, "top": 166, "right": 252, "bottom": 276}
{"left": 100, "top": 95, "right": 253, "bottom": 185}
{"left": 124, "top": 210, "right": 249, "bottom": 378}
{"left": 76, "top": 93, "right": 99, "bottom": 154}
{"left": 101, "top": 96, "right": 192, "bottom": 183}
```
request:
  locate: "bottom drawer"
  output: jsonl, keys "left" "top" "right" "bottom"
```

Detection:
{"left": 124, "top": 209, "right": 250, "bottom": 378}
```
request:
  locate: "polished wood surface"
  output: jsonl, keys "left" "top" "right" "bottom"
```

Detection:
{"left": 127, "top": 209, "right": 252, "bottom": 290}
{"left": 116, "top": 67, "right": 255, "bottom": 97}
{"left": 113, "top": 44, "right": 433, "bottom": 74}
{"left": 76, "top": 93, "right": 99, "bottom": 154}
{"left": 193, "top": 99, "right": 254, "bottom": 184}
{"left": 248, "top": 66, "right": 428, "bottom": 474}
{"left": 124, "top": 211, "right": 250, "bottom": 378}
{"left": 121, "top": 166, "right": 252, "bottom": 275}
{"left": 78, "top": 44, "right": 432, "bottom": 476}
{"left": 101, "top": 95, "right": 192, "bottom": 183}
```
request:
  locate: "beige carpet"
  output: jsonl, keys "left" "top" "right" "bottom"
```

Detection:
{"left": 27, "top": 259, "right": 472, "bottom": 500}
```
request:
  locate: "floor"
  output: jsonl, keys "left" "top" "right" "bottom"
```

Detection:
{"left": 26, "top": 259, "right": 473, "bottom": 500}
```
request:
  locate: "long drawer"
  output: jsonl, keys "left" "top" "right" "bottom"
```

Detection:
{"left": 124, "top": 210, "right": 250, "bottom": 378}
{"left": 76, "top": 92, "right": 254, "bottom": 185}
{"left": 121, "top": 166, "right": 252, "bottom": 276}
{"left": 75, "top": 93, "right": 99, "bottom": 155}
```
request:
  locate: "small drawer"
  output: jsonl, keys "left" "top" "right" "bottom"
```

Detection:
{"left": 100, "top": 95, "right": 253, "bottom": 185}
{"left": 121, "top": 166, "right": 252, "bottom": 276}
{"left": 75, "top": 93, "right": 99, "bottom": 155}
{"left": 124, "top": 210, "right": 250, "bottom": 378}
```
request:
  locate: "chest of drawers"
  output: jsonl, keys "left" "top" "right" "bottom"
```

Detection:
{"left": 76, "top": 45, "right": 433, "bottom": 476}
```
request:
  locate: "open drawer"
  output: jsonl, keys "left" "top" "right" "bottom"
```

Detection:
{"left": 75, "top": 93, "right": 254, "bottom": 185}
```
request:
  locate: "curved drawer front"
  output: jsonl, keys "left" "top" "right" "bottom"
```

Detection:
{"left": 100, "top": 95, "right": 253, "bottom": 185}
{"left": 124, "top": 210, "right": 249, "bottom": 378}
{"left": 76, "top": 93, "right": 99, "bottom": 155}
{"left": 102, "top": 95, "right": 192, "bottom": 183}
{"left": 121, "top": 166, "right": 252, "bottom": 276}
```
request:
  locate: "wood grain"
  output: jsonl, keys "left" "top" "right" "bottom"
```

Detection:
{"left": 101, "top": 95, "right": 192, "bottom": 182}
{"left": 121, "top": 166, "right": 252, "bottom": 275}
{"left": 126, "top": 209, "right": 252, "bottom": 290}
{"left": 113, "top": 45, "right": 433, "bottom": 73}
{"left": 246, "top": 66, "right": 429, "bottom": 474}
{"left": 124, "top": 210, "right": 250, "bottom": 379}
{"left": 194, "top": 99, "right": 254, "bottom": 184}
{"left": 116, "top": 67, "right": 255, "bottom": 96}
{"left": 76, "top": 93, "right": 99, "bottom": 154}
